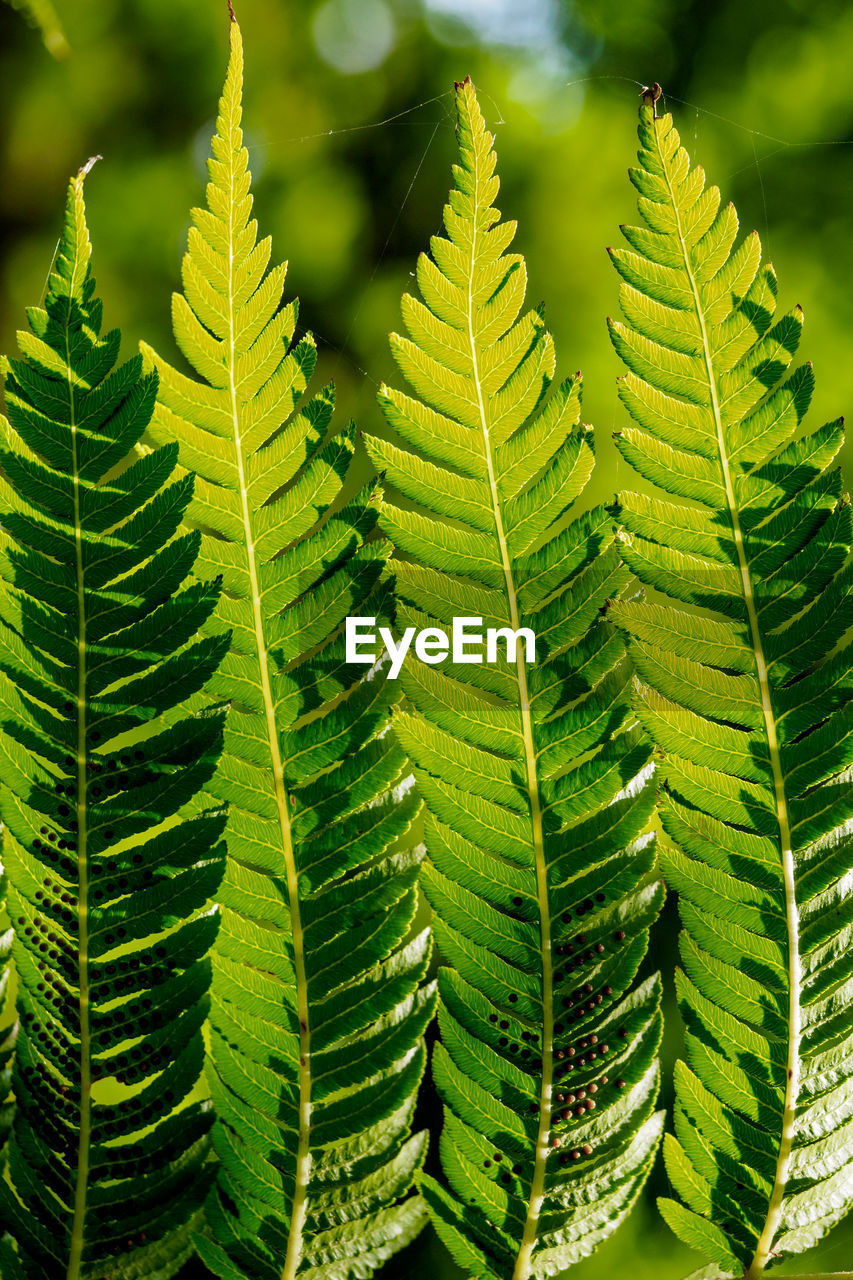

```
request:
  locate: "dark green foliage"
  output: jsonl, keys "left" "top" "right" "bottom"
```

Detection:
{"left": 0, "top": 164, "right": 228, "bottom": 1279}
{"left": 609, "top": 103, "right": 853, "bottom": 1277}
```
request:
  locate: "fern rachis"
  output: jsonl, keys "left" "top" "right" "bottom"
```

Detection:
{"left": 367, "top": 77, "right": 664, "bottom": 1280}
{"left": 142, "top": 19, "right": 433, "bottom": 1280}
{"left": 609, "top": 101, "right": 853, "bottom": 1277}
{"left": 0, "top": 162, "right": 228, "bottom": 1280}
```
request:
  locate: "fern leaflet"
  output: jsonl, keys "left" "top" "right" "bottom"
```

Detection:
{"left": 0, "top": 163, "right": 228, "bottom": 1280}
{"left": 609, "top": 103, "right": 853, "bottom": 1277}
{"left": 142, "top": 20, "right": 433, "bottom": 1280}
{"left": 366, "top": 77, "right": 664, "bottom": 1280}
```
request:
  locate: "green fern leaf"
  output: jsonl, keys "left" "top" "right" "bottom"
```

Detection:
{"left": 365, "top": 77, "right": 664, "bottom": 1280}
{"left": 141, "top": 21, "right": 433, "bottom": 1280}
{"left": 609, "top": 102, "right": 853, "bottom": 1278}
{"left": 0, "top": 163, "right": 228, "bottom": 1279}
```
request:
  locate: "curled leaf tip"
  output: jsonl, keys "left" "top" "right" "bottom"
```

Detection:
{"left": 77, "top": 155, "right": 102, "bottom": 181}
{"left": 639, "top": 81, "right": 662, "bottom": 116}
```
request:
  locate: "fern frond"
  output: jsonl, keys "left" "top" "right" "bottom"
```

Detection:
{"left": 366, "top": 77, "right": 664, "bottom": 1280}
{"left": 609, "top": 103, "right": 853, "bottom": 1278}
{"left": 142, "top": 21, "right": 433, "bottom": 1280}
{"left": 0, "top": 163, "right": 228, "bottom": 1279}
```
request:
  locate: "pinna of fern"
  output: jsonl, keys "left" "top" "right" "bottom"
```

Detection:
{"left": 0, "top": 162, "right": 230, "bottom": 1280}
{"left": 366, "top": 76, "right": 665, "bottom": 1280}
{"left": 142, "top": 17, "right": 434, "bottom": 1280}
{"left": 609, "top": 100, "right": 853, "bottom": 1278}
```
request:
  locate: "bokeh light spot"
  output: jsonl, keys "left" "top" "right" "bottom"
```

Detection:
{"left": 423, "top": 0, "right": 558, "bottom": 49}
{"left": 313, "top": 0, "right": 396, "bottom": 74}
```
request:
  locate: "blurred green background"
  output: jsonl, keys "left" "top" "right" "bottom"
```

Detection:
{"left": 1, "top": 0, "right": 852, "bottom": 1277}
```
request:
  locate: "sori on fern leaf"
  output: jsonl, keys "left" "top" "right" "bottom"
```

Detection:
{"left": 365, "top": 76, "right": 665, "bottom": 1280}
{"left": 142, "top": 18, "right": 434, "bottom": 1280}
{"left": 0, "top": 162, "right": 230, "bottom": 1280}
{"left": 608, "top": 100, "right": 853, "bottom": 1278}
